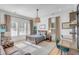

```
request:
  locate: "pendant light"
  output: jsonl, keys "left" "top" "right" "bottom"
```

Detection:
{"left": 35, "top": 9, "right": 40, "bottom": 23}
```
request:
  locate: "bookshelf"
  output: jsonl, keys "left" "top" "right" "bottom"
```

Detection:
{"left": 69, "top": 11, "right": 77, "bottom": 48}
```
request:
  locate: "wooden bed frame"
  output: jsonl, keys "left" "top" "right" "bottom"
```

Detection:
{"left": 26, "top": 35, "right": 45, "bottom": 44}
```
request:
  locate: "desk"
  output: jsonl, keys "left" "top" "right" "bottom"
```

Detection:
{"left": 58, "top": 39, "right": 79, "bottom": 54}
{"left": 59, "top": 40, "right": 79, "bottom": 50}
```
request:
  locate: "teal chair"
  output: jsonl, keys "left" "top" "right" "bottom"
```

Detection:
{"left": 55, "top": 37, "right": 69, "bottom": 55}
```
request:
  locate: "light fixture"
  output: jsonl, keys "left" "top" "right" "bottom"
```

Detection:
{"left": 35, "top": 9, "right": 40, "bottom": 23}
{"left": 48, "top": 30, "right": 51, "bottom": 33}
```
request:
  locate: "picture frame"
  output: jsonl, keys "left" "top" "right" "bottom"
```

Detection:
{"left": 62, "top": 22, "right": 70, "bottom": 29}
{"left": 39, "top": 24, "right": 46, "bottom": 29}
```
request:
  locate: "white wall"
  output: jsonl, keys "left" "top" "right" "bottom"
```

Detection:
{"left": 35, "top": 11, "right": 74, "bottom": 39}
{"left": 37, "top": 17, "right": 48, "bottom": 31}
{"left": 0, "top": 11, "right": 5, "bottom": 24}
{"left": 27, "top": 20, "right": 30, "bottom": 35}
{"left": 0, "top": 9, "right": 31, "bottom": 42}
{"left": 11, "top": 16, "right": 30, "bottom": 42}
{"left": 60, "top": 12, "right": 70, "bottom": 34}
{"left": 34, "top": 17, "right": 48, "bottom": 34}
{"left": 50, "top": 12, "right": 73, "bottom": 39}
{"left": 51, "top": 17, "right": 56, "bottom": 41}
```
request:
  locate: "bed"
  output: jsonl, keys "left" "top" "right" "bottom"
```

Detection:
{"left": 26, "top": 34, "right": 46, "bottom": 44}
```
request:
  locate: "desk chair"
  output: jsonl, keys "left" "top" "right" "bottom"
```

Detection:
{"left": 55, "top": 37, "right": 69, "bottom": 55}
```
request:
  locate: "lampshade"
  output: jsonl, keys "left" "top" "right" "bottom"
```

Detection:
{"left": 35, "top": 9, "right": 40, "bottom": 23}
{"left": 35, "top": 17, "right": 40, "bottom": 23}
{"left": 48, "top": 30, "right": 51, "bottom": 33}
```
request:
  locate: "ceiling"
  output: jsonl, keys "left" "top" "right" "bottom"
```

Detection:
{"left": 0, "top": 4, "right": 77, "bottom": 18}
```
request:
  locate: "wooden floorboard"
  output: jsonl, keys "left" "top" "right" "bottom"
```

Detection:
{"left": 49, "top": 47, "right": 60, "bottom": 55}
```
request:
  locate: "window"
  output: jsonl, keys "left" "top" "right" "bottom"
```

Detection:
{"left": 11, "top": 16, "right": 29, "bottom": 37}
{"left": 19, "top": 23, "right": 26, "bottom": 35}
{"left": 11, "top": 21, "right": 18, "bottom": 36}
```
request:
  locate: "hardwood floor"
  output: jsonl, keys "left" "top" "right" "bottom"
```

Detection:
{"left": 48, "top": 47, "right": 61, "bottom": 55}
{"left": 38, "top": 40, "right": 61, "bottom": 55}
{"left": 38, "top": 40, "right": 55, "bottom": 46}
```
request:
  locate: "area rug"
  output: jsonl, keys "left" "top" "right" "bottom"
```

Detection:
{"left": 14, "top": 41, "right": 54, "bottom": 55}
{"left": 31, "top": 44, "right": 54, "bottom": 55}
{"left": 14, "top": 41, "right": 41, "bottom": 55}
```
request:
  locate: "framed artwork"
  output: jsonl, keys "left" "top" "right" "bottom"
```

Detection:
{"left": 62, "top": 22, "right": 70, "bottom": 29}
{"left": 39, "top": 24, "right": 46, "bottom": 29}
